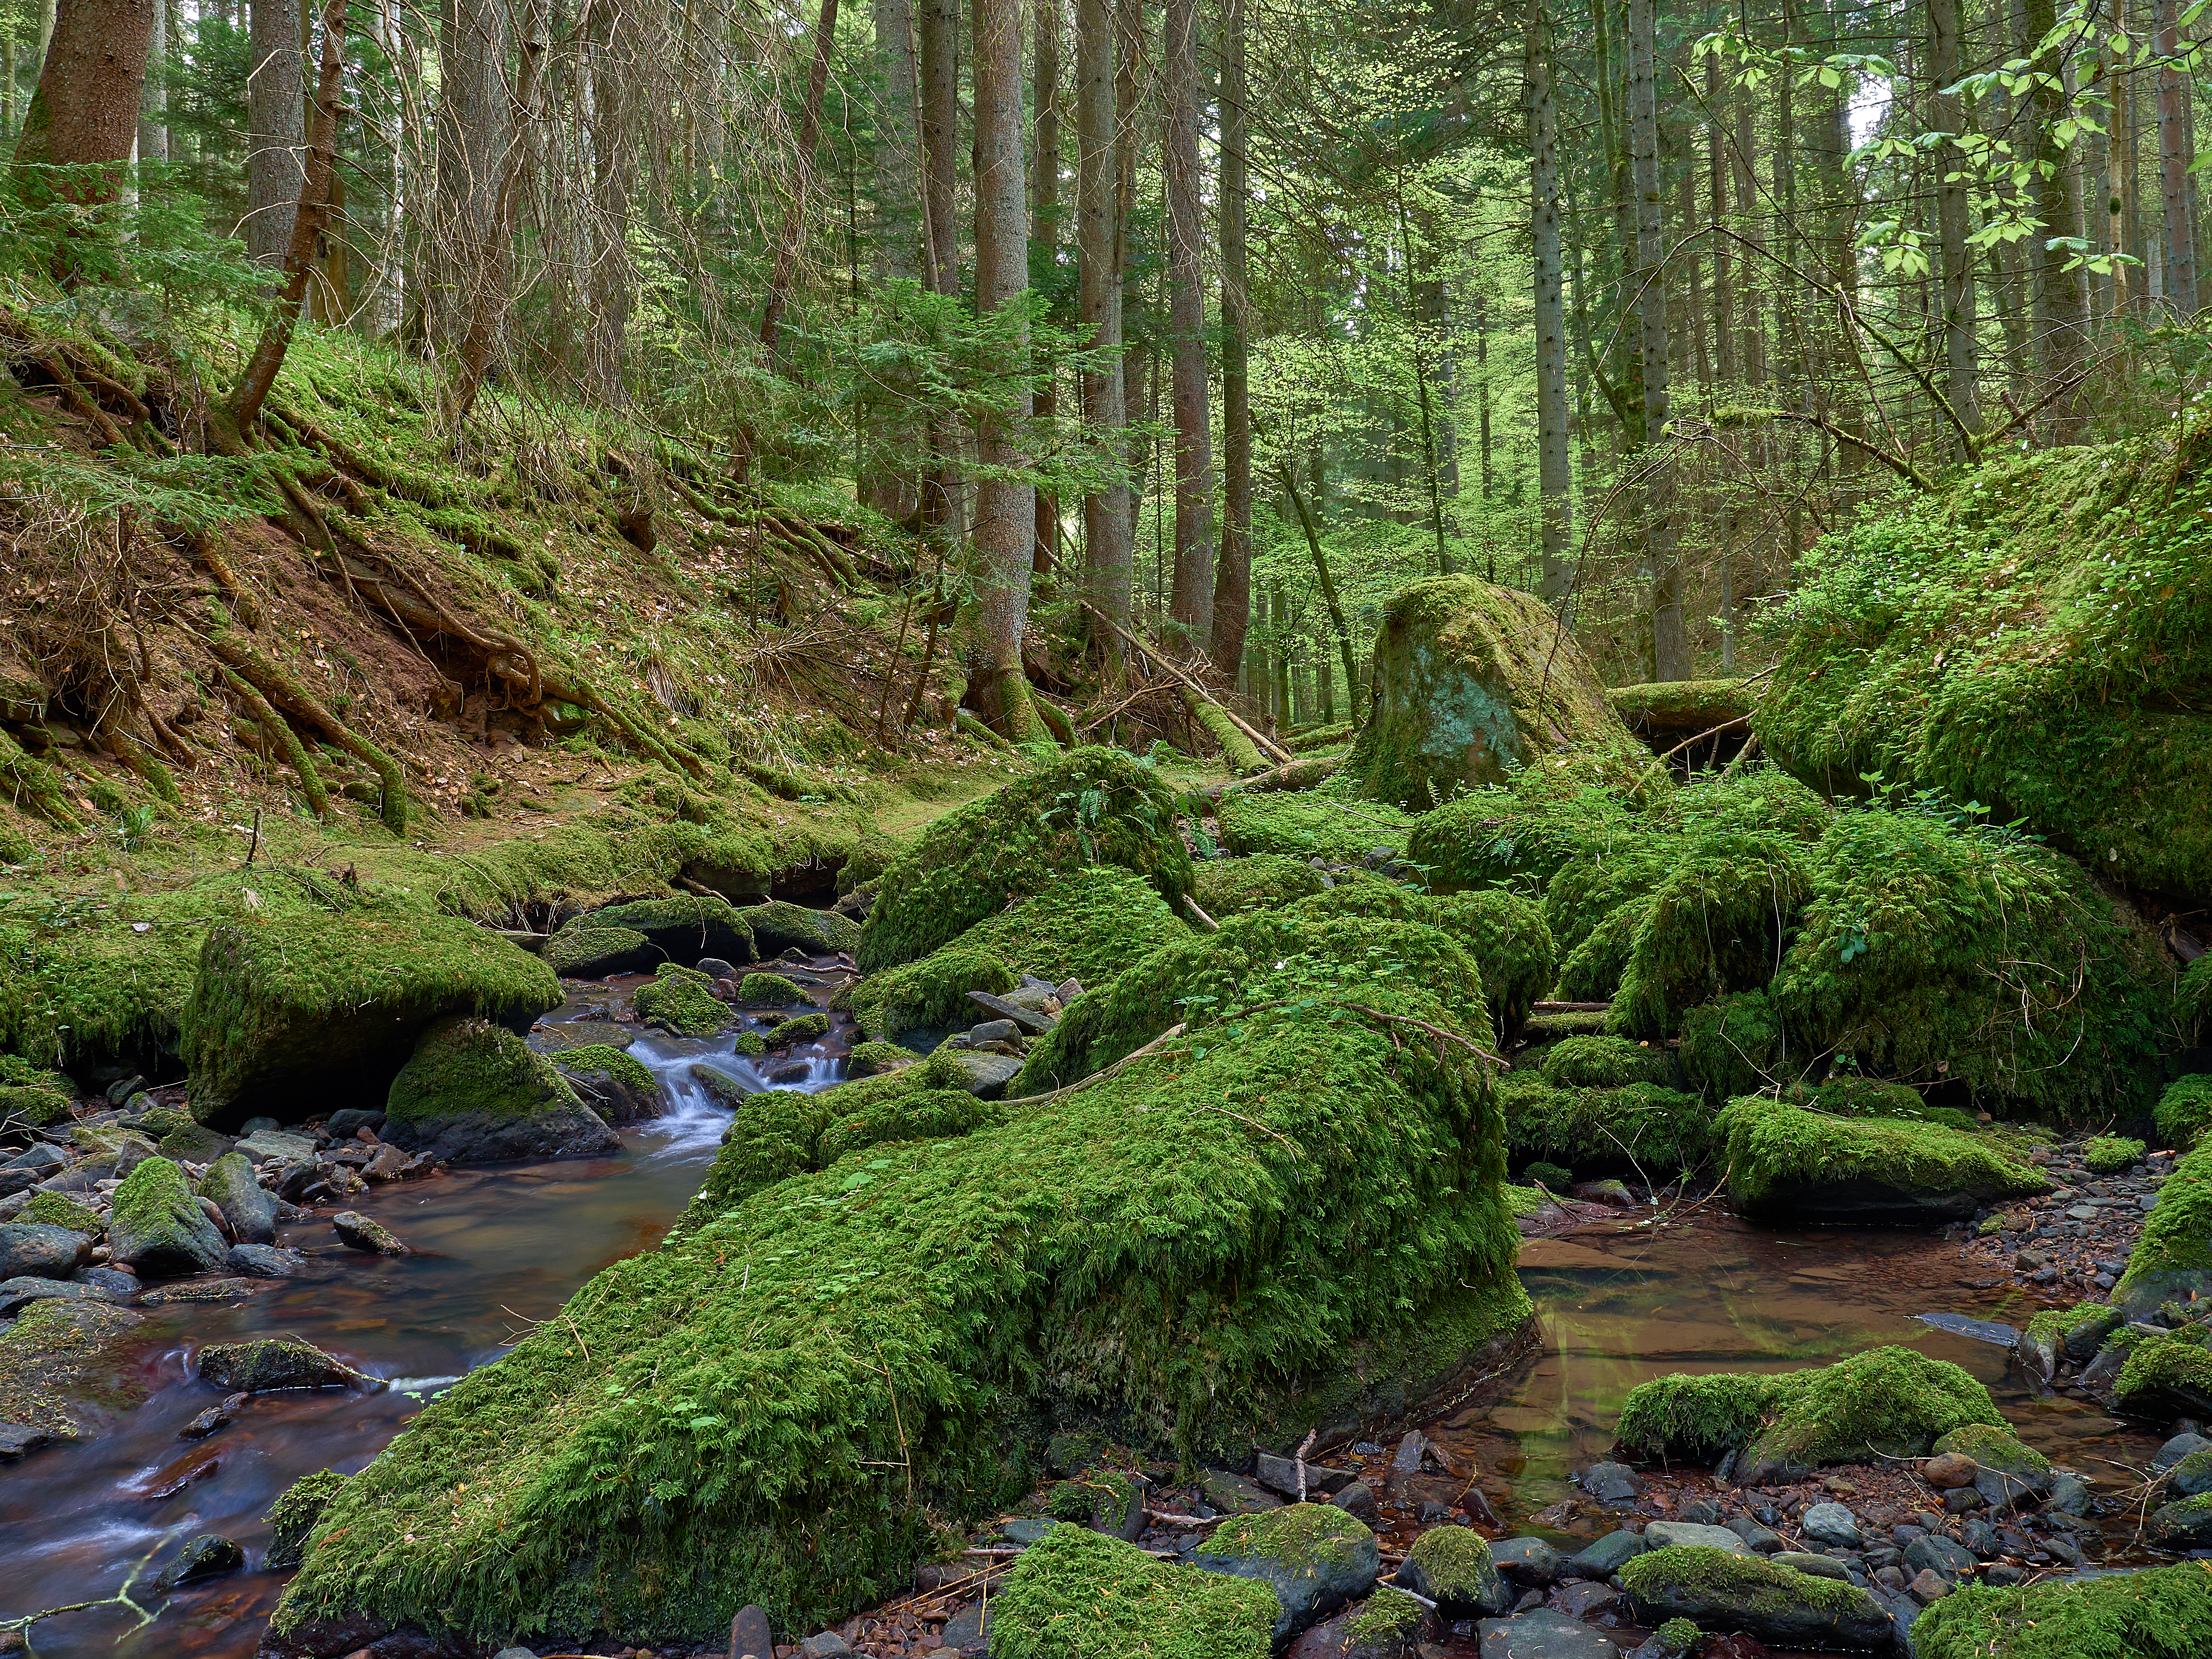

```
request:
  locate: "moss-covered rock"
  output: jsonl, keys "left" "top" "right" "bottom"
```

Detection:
{"left": 857, "top": 747, "right": 1193, "bottom": 973}
{"left": 1911, "top": 1562, "right": 2212, "bottom": 1659}
{"left": 990, "top": 1523, "right": 1278, "bottom": 1659}
{"left": 1755, "top": 421, "right": 2212, "bottom": 901}
{"left": 1216, "top": 785, "right": 1419, "bottom": 865}
{"left": 843, "top": 1041, "right": 914, "bottom": 1080}
{"left": 1395, "top": 1525, "right": 1508, "bottom": 1619}
{"left": 576, "top": 894, "right": 757, "bottom": 963}
{"left": 183, "top": 913, "right": 561, "bottom": 1127}
{"left": 1193, "top": 855, "right": 1330, "bottom": 918}
{"left": 2115, "top": 1330, "right": 2212, "bottom": 1420}
{"left": 2156, "top": 1075, "right": 2212, "bottom": 1150}
{"left": 1799, "top": 1074, "right": 1979, "bottom": 1132}
{"left": 1678, "top": 991, "right": 1791, "bottom": 1102}
{"left": 0, "top": 1082, "right": 74, "bottom": 1133}
{"left": 199, "top": 1151, "right": 278, "bottom": 1244}
{"left": 1610, "top": 678, "right": 1752, "bottom": 742}
{"left": 266, "top": 1469, "right": 349, "bottom": 1570}
{"left": 743, "top": 900, "right": 861, "bottom": 959}
{"left": 1616, "top": 1346, "right": 2005, "bottom": 1484}
{"left": 551, "top": 1043, "right": 661, "bottom": 1123}
{"left": 1768, "top": 805, "right": 2169, "bottom": 1122}
{"left": 1715, "top": 1094, "right": 2050, "bottom": 1222}
{"left": 383, "top": 1017, "right": 619, "bottom": 1164}
{"left": 543, "top": 924, "right": 661, "bottom": 979}
{"left": 270, "top": 917, "right": 1530, "bottom": 1649}
{"left": 735, "top": 971, "right": 812, "bottom": 1007}
{"left": 631, "top": 962, "right": 729, "bottom": 1037}
{"left": 1540, "top": 1035, "right": 1673, "bottom": 1090}
{"left": 1342, "top": 576, "right": 1643, "bottom": 810}
{"left": 107, "top": 1154, "right": 227, "bottom": 1277}
{"left": 765, "top": 1012, "right": 829, "bottom": 1048}
{"left": 2114, "top": 1142, "right": 2212, "bottom": 1320}
{"left": 22, "top": 1190, "right": 101, "bottom": 1235}
{"left": 196, "top": 1337, "right": 381, "bottom": 1393}
{"left": 2085, "top": 1135, "right": 2146, "bottom": 1174}
{"left": 1621, "top": 1545, "right": 1893, "bottom": 1649}
{"left": 1606, "top": 831, "right": 1809, "bottom": 1039}
{"left": 837, "top": 944, "right": 1017, "bottom": 1042}
{"left": 1499, "top": 1074, "right": 1709, "bottom": 1177}
{"left": 1339, "top": 1587, "right": 1426, "bottom": 1659}
{"left": 1188, "top": 1503, "right": 1382, "bottom": 1642}
{"left": 0, "top": 1296, "right": 148, "bottom": 1438}
{"left": 934, "top": 866, "right": 1191, "bottom": 991}
{"left": 1408, "top": 772, "right": 1644, "bottom": 895}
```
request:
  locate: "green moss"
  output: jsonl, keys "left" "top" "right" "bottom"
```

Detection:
{"left": 837, "top": 830, "right": 908, "bottom": 895}
{"left": 989, "top": 1523, "right": 1276, "bottom": 1659}
{"left": 2085, "top": 1135, "right": 2147, "bottom": 1174}
{"left": 1656, "top": 1619, "right": 1701, "bottom": 1657}
{"left": 1344, "top": 1586, "right": 1426, "bottom": 1644}
{"left": 273, "top": 917, "right": 1527, "bottom": 1649}
{"left": 2180, "top": 956, "right": 2212, "bottom": 1045}
{"left": 1047, "top": 1468, "right": 1143, "bottom": 1530}
{"left": 632, "top": 962, "right": 729, "bottom": 1037}
{"left": 1622, "top": 1546, "right": 1874, "bottom": 1617}
{"left": 1214, "top": 783, "right": 1419, "bottom": 866}
{"left": 1609, "top": 678, "right": 1751, "bottom": 734}
{"left": 385, "top": 1018, "right": 583, "bottom": 1124}
{"left": 1522, "top": 1161, "right": 1572, "bottom": 1189}
{"left": 22, "top": 1190, "right": 101, "bottom": 1233}
{"left": 2156, "top": 1075, "right": 2212, "bottom": 1149}
{"left": 1501, "top": 1182, "right": 1550, "bottom": 1215}
{"left": 945, "top": 866, "right": 1191, "bottom": 988}
{"left": 1618, "top": 1346, "right": 2003, "bottom": 1476}
{"left": 845, "top": 1041, "right": 915, "bottom": 1079}
{"left": 837, "top": 945, "right": 1016, "bottom": 1041}
{"left": 745, "top": 900, "right": 862, "bottom": 959}
{"left": 1541, "top": 1035, "right": 1672, "bottom": 1089}
{"left": 549, "top": 1043, "right": 655, "bottom": 1099}
{"left": 857, "top": 747, "right": 1193, "bottom": 972}
{"left": 266, "top": 1469, "right": 349, "bottom": 1569}
{"left": 0, "top": 1298, "right": 148, "bottom": 1437}
{"left": 0, "top": 1053, "right": 70, "bottom": 1091}
{"left": 1402, "top": 1525, "right": 1496, "bottom": 1601}
{"left": 2021, "top": 1301, "right": 2104, "bottom": 1352}
{"left": 1716, "top": 1094, "right": 2050, "bottom": 1216}
{"left": 1911, "top": 1563, "right": 2212, "bottom": 1658}
{"left": 2121, "top": 1140, "right": 2212, "bottom": 1280}
{"left": 1607, "top": 831, "right": 1810, "bottom": 1039}
{"left": 1929, "top": 1423, "right": 2050, "bottom": 1473}
{"left": 1678, "top": 991, "right": 1790, "bottom": 1102}
{"left": 1277, "top": 881, "right": 1555, "bottom": 1034}
{"left": 581, "top": 895, "right": 757, "bottom": 962}
{"left": 544, "top": 925, "right": 658, "bottom": 978}
{"left": 1408, "top": 778, "right": 1642, "bottom": 895}
{"left": 1343, "top": 575, "right": 1643, "bottom": 809}
{"left": 1754, "top": 421, "right": 2212, "bottom": 900}
{"left": 1499, "top": 1074, "right": 1710, "bottom": 1176}
{"left": 735, "top": 972, "right": 812, "bottom": 1006}
{"left": 2116, "top": 1332, "right": 2212, "bottom": 1417}
{"left": 766, "top": 1011, "right": 829, "bottom": 1047}
{"left": 0, "top": 1082, "right": 72, "bottom": 1127}
{"left": 1193, "top": 854, "right": 1329, "bottom": 918}
{"left": 1670, "top": 764, "right": 1834, "bottom": 842}
{"left": 182, "top": 911, "right": 560, "bottom": 1126}
{"left": 1207, "top": 1502, "right": 1373, "bottom": 1573}
{"left": 1770, "top": 805, "right": 2169, "bottom": 1122}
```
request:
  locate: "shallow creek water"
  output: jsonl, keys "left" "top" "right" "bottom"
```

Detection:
{"left": 0, "top": 1066, "right": 2171, "bottom": 1657}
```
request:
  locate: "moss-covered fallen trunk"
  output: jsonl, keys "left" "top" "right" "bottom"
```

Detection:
{"left": 269, "top": 916, "right": 1531, "bottom": 1655}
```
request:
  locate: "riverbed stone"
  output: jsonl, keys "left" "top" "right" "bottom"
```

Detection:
{"left": 1644, "top": 1521, "right": 1752, "bottom": 1555}
{"left": 727, "top": 1604, "right": 775, "bottom": 1659}
{"left": 0, "top": 1298, "right": 149, "bottom": 1439}
{"left": 1188, "top": 1503, "right": 1382, "bottom": 1641}
{"left": 1799, "top": 1503, "right": 1861, "bottom": 1548}
{"left": 1201, "top": 1468, "right": 1286, "bottom": 1515}
{"left": 228, "top": 1243, "right": 301, "bottom": 1277}
{"left": 237, "top": 1129, "right": 320, "bottom": 1163}
{"left": 184, "top": 911, "right": 562, "bottom": 1127}
{"left": 0, "top": 1221, "right": 93, "bottom": 1280}
{"left": 1621, "top": 1545, "right": 1893, "bottom": 1650}
{"left": 551, "top": 1044, "right": 661, "bottom": 1124}
{"left": 198, "top": 1152, "right": 278, "bottom": 1245}
{"left": 1564, "top": 1530, "right": 1647, "bottom": 1579}
{"left": 1772, "top": 1551, "right": 1852, "bottom": 1581}
{"left": 73, "top": 1265, "right": 139, "bottom": 1298}
{"left": 933, "top": 1049, "right": 1023, "bottom": 1099}
{"left": 381, "top": 1017, "right": 619, "bottom": 1164}
{"left": 1475, "top": 1611, "right": 1621, "bottom": 1659}
{"left": 331, "top": 1211, "right": 411, "bottom": 1256}
{"left": 195, "top": 1337, "right": 381, "bottom": 1394}
{"left": 1903, "top": 1534, "right": 1976, "bottom": 1583}
{"left": 0, "top": 1275, "right": 106, "bottom": 1314}
{"left": 106, "top": 1155, "right": 227, "bottom": 1278}
{"left": 1491, "top": 1536, "right": 1564, "bottom": 1586}
{"left": 1396, "top": 1524, "right": 1509, "bottom": 1618}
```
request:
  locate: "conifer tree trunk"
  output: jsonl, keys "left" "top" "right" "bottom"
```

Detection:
{"left": 137, "top": 0, "right": 164, "bottom": 163}
{"left": 1076, "top": 0, "right": 1130, "bottom": 665}
{"left": 1528, "top": 0, "right": 1572, "bottom": 608}
{"left": 1627, "top": 0, "right": 1683, "bottom": 679}
{"left": 1163, "top": 0, "right": 1213, "bottom": 649}
{"left": 244, "top": 0, "right": 302, "bottom": 263}
{"left": 1705, "top": 54, "right": 1734, "bottom": 387}
{"left": 11, "top": 0, "right": 153, "bottom": 185}
{"left": 434, "top": 0, "right": 508, "bottom": 348}
{"left": 918, "top": 0, "right": 960, "bottom": 298}
{"left": 1930, "top": 0, "right": 1978, "bottom": 448}
{"left": 2023, "top": 0, "right": 2087, "bottom": 435}
{"left": 759, "top": 0, "right": 842, "bottom": 360}
{"left": 2153, "top": 0, "right": 2200, "bottom": 315}
{"left": 873, "top": 0, "right": 922, "bottom": 283}
{"left": 972, "top": 0, "right": 1044, "bottom": 739}
{"left": 1210, "top": 0, "right": 1250, "bottom": 680}
{"left": 1031, "top": 0, "right": 1061, "bottom": 569}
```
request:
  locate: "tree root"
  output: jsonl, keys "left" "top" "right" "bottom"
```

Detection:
{"left": 0, "top": 730, "right": 83, "bottom": 829}
{"left": 102, "top": 729, "right": 181, "bottom": 805}
{"left": 191, "top": 536, "right": 265, "bottom": 628}
{"left": 208, "top": 636, "right": 408, "bottom": 834}
{"left": 216, "top": 664, "right": 329, "bottom": 817}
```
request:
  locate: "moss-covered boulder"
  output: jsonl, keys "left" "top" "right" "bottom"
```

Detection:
{"left": 991, "top": 1523, "right": 1277, "bottom": 1659}
{"left": 382, "top": 1017, "right": 619, "bottom": 1165}
{"left": 1615, "top": 1346, "right": 2004, "bottom": 1484}
{"left": 843, "top": 1041, "right": 914, "bottom": 1080}
{"left": 197, "top": 1337, "right": 381, "bottom": 1393}
{"left": 837, "top": 944, "right": 1017, "bottom": 1042}
{"left": 2086, "top": 1135, "right": 2146, "bottom": 1174}
{"left": 2110, "top": 1142, "right": 2211, "bottom": 1320}
{"left": 0, "top": 1083, "right": 74, "bottom": 1137}
{"left": 266, "top": 1469, "right": 349, "bottom": 1569}
{"left": 631, "top": 962, "right": 730, "bottom": 1037}
{"left": 1610, "top": 678, "right": 1753, "bottom": 745}
{"left": 270, "top": 917, "right": 1531, "bottom": 1650}
{"left": 107, "top": 1154, "right": 228, "bottom": 1277}
{"left": 735, "top": 971, "right": 812, "bottom": 1007}
{"left": 2115, "top": 1330, "right": 2212, "bottom": 1421}
{"left": 551, "top": 1043, "right": 661, "bottom": 1123}
{"left": 1188, "top": 1503, "right": 1382, "bottom": 1641}
{"left": 1539, "top": 1035, "right": 1673, "bottom": 1090}
{"left": 544, "top": 924, "right": 661, "bottom": 979}
{"left": 1678, "top": 991, "right": 1791, "bottom": 1101}
{"left": 199, "top": 1151, "right": 278, "bottom": 1244}
{"left": 1394, "top": 1525, "right": 1508, "bottom": 1619}
{"left": 1605, "top": 830, "right": 1809, "bottom": 1039}
{"left": 183, "top": 913, "right": 561, "bottom": 1128}
{"left": 1911, "top": 1562, "right": 2212, "bottom": 1659}
{"left": 1216, "top": 785, "right": 1419, "bottom": 865}
{"left": 1715, "top": 1094, "right": 2050, "bottom": 1222}
{"left": 1342, "top": 576, "right": 1642, "bottom": 810}
{"left": 765, "top": 1011, "right": 829, "bottom": 1048}
{"left": 0, "top": 1297, "right": 148, "bottom": 1439}
{"left": 1499, "top": 1075, "right": 1709, "bottom": 1178}
{"left": 857, "top": 747, "right": 1193, "bottom": 972}
{"left": 1194, "top": 854, "right": 1330, "bottom": 919}
{"left": 1337, "top": 1587, "right": 1426, "bottom": 1659}
{"left": 1621, "top": 1546, "right": 1893, "bottom": 1650}
{"left": 2156, "top": 1075, "right": 2212, "bottom": 1150}
{"left": 575, "top": 895, "right": 757, "bottom": 964}
{"left": 743, "top": 900, "right": 861, "bottom": 959}
{"left": 1755, "top": 421, "right": 2212, "bottom": 902}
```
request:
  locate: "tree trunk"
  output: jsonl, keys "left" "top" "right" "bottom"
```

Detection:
{"left": 1031, "top": 0, "right": 1061, "bottom": 571}
{"left": 447, "top": 0, "right": 547, "bottom": 423}
{"left": 1210, "top": 0, "right": 1250, "bottom": 680}
{"left": 1162, "top": 0, "right": 1213, "bottom": 648}
{"left": 136, "top": 0, "right": 163, "bottom": 162}
{"left": 1930, "top": 0, "right": 1978, "bottom": 449}
{"left": 759, "top": 0, "right": 842, "bottom": 360}
{"left": 12, "top": 0, "right": 152, "bottom": 184}
{"left": 1627, "top": 0, "right": 1683, "bottom": 679}
{"left": 1280, "top": 462, "right": 1361, "bottom": 727}
{"left": 243, "top": 0, "right": 303, "bottom": 263}
{"left": 2023, "top": 0, "right": 2087, "bottom": 435}
{"left": 972, "top": 0, "right": 1043, "bottom": 740}
{"left": 918, "top": 0, "right": 960, "bottom": 299}
{"left": 434, "top": 0, "right": 508, "bottom": 349}
{"left": 1076, "top": 0, "right": 1130, "bottom": 666}
{"left": 1705, "top": 55, "right": 1734, "bottom": 386}
{"left": 1527, "top": 0, "right": 1572, "bottom": 608}
{"left": 2154, "top": 0, "right": 2200, "bottom": 315}
{"left": 873, "top": 0, "right": 921, "bottom": 282}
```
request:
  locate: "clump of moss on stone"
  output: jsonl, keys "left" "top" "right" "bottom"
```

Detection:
{"left": 837, "top": 944, "right": 1017, "bottom": 1041}
{"left": 544, "top": 925, "right": 659, "bottom": 979}
{"left": 183, "top": 911, "right": 561, "bottom": 1126}
{"left": 736, "top": 972, "right": 811, "bottom": 1007}
{"left": 2116, "top": 1331, "right": 2212, "bottom": 1420}
{"left": 1500, "top": 1182, "right": 1550, "bottom": 1216}
{"left": 0, "top": 1053, "right": 69, "bottom": 1092}
{"left": 1618, "top": 1346, "right": 2003, "bottom": 1479}
{"left": 632, "top": 962, "right": 728, "bottom": 1037}
{"left": 1607, "top": 831, "right": 1810, "bottom": 1039}
{"left": 1716, "top": 1094, "right": 2049, "bottom": 1218}
{"left": 549, "top": 1043, "right": 657, "bottom": 1121}
{"left": 1678, "top": 991, "right": 1789, "bottom": 1103}
{"left": 266, "top": 1469, "right": 349, "bottom": 1569}
{"left": 2155, "top": 1075, "right": 2212, "bottom": 1149}
{"left": 1046, "top": 1468, "right": 1144, "bottom": 1532}
{"left": 2114, "top": 1142, "right": 2212, "bottom": 1319}
{"left": 1621, "top": 1546, "right": 1876, "bottom": 1623}
{"left": 1402, "top": 1525, "right": 1501, "bottom": 1611}
{"left": 1499, "top": 1074, "right": 1709, "bottom": 1176}
{"left": 387, "top": 1017, "right": 585, "bottom": 1124}
{"left": 1344, "top": 1586, "right": 1427, "bottom": 1645}
{"left": 2086, "top": 1135, "right": 2147, "bottom": 1174}
{"left": 577, "top": 895, "right": 756, "bottom": 962}
{"left": 1911, "top": 1560, "right": 2212, "bottom": 1658}
{"left": 989, "top": 1522, "right": 1277, "bottom": 1659}
{"left": 745, "top": 900, "right": 861, "bottom": 959}
{"left": 1408, "top": 776, "right": 1642, "bottom": 895}
{"left": 273, "top": 918, "right": 1528, "bottom": 1649}
{"left": 2180, "top": 955, "right": 2212, "bottom": 1046}
{"left": 2022, "top": 1301, "right": 2110, "bottom": 1357}
{"left": 1216, "top": 783, "right": 1419, "bottom": 866}
{"left": 845, "top": 1041, "right": 914, "bottom": 1079}
{"left": 1800, "top": 1074, "right": 1977, "bottom": 1130}
{"left": 1522, "top": 1161, "right": 1572, "bottom": 1190}
{"left": 23, "top": 1190, "right": 102, "bottom": 1234}
{"left": 1194, "top": 854, "right": 1329, "bottom": 918}
{"left": 857, "top": 747, "right": 1193, "bottom": 972}
{"left": 943, "top": 866, "right": 1191, "bottom": 989}
{"left": 1541, "top": 1035, "right": 1673, "bottom": 1090}
{"left": 766, "top": 1012, "right": 829, "bottom": 1048}
{"left": 0, "top": 1082, "right": 73, "bottom": 1128}
{"left": 1342, "top": 575, "right": 1643, "bottom": 810}
{"left": 1929, "top": 1423, "right": 2050, "bottom": 1473}
{"left": 1277, "top": 881, "right": 1555, "bottom": 1036}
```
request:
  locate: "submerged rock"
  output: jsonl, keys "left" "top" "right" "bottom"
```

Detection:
{"left": 107, "top": 1156, "right": 228, "bottom": 1278}
{"left": 381, "top": 1017, "right": 619, "bottom": 1165}
{"left": 195, "top": 1338, "right": 381, "bottom": 1394}
{"left": 154, "top": 1533, "right": 244, "bottom": 1590}
{"left": 0, "top": 1298, "right": 149, "bottom": 1440}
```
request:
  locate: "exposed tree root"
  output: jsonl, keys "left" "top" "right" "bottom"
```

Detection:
{"left": 215, "top": 664, "right": 330, "bottom": 817}
{"left": 0, "top": 730, "right": 84, "bottom": 829}
{"left": 208, "top": 636, "right": 409, "bottom": 834}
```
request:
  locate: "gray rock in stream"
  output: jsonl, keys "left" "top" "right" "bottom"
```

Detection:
{"left": 199, "top": 1152, "right": 278, "bottom": 1245}
{"left": 196, "top": 1337, "right": 383, "bottom": 1394}
{"left": 154, "top": 1534, "right": 244, "bottom": 1590}
{"left": 0, "top": 1221, "right": 94, "bottom": 1280}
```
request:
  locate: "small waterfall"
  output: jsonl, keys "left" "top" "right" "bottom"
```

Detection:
{"left": 625, "top": 1030, "right": 847, "bottom": 1159}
